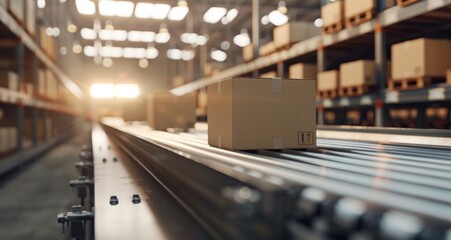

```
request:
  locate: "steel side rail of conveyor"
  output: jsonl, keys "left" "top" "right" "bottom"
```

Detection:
{"left": 101, "top": 120, "right": 451, "bottom": 240}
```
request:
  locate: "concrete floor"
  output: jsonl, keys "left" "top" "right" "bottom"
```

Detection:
{"left": 0, "top": 133, "right": 89, "bottom": 240}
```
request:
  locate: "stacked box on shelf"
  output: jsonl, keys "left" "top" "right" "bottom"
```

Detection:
{"left": 317, "top": 70, "right": 339, "bottom": 98}
{"left": 273, "top": 22, "right": 320, "bottom": 49}
{"left": 25, "top": 0, "right": 36, "bottom": 36}
{"left": 447, "top": 69, "right": 451, "bottom": 84}
{"left": 8, "top": 0, "right": 24, "bottom": 24}
{"left": 0, "top": 127, "right": 17, "bottom": 153}
{"left": 390, "top": 38, "right": 451, "bottom": 90}
{"left": 0, "top": 71, "right": 19, "bottom": 91}
{"left": 396, "top": 0, "right": 421, "bottom": 7}
{"left": 321, "top": 0, "right": 344, "bottom": 34}
{"left": 339, "top": 60, "right": 375, "bottom": 96}
{"left": 344, "top": 0, "right": 376, "bottom": 27}
{"left": 259, "top": 42, "right": 276, "bottom": 56}
{"left": 260, "top": 71, "right": 277, "bottom": 78}
{"left": 289, "top": 63, "right": 317, "bottom": 79}
{"left": 37, "top": 69, "right": 46, "bottom": 98}
{"left": 243, "top": 44, "right": 253, "bottom": 62}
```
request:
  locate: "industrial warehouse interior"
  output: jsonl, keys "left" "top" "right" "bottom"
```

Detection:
{"left": 0, "top": 0, "right": 451, "bottom": 239}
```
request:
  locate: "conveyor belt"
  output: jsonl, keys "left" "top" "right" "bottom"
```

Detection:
{"left": 100, "top": 119, "right": 451, "bottom": 240}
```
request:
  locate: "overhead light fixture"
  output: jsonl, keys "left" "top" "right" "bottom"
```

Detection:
{"left": 75, "top": 0, "right": 95, "bottom": 15}
{"left": 90, "top": 83, "right": 114, "bottom": 98}
{"left": 182, "top": 50, "right": 195, "bottom": 61}
{"left": 221, "top": 41, "right": 230, "bottom": 50}
{"left": 222, "top": 8, "right": 238, "bottom": 24}
{"left": 72, "top": 42, "right": 82, "bottom": 54}
{"left": 67, "top": 23, "right": 77, "bottom": 33}
{"left": 105, "top": 20, "right": 114, "bottom": 30}
{"left": 155, "top": 24, "right": 170, "bottom": 43}
{"left": 314, "top": 18, "right": 324, "bottom": 27}
{"left": 167, "top": 49, "right": 182, "bottom": 60}
{"left": 197, "top": 35, "right": 209, "bottom": 45}
{"left": 233, "top": 29, "right": 250, "bottom": 47}
{"left": 37, "top": 0, "right": 46, "bottom": 9}
{"left": 268, "top": 10, "right": 288, "bottom": 26}
{"left": 152, "top": 3, "right": 171, "bottom": 19}
{"left": 80, "top": 28, "right": 97, "bottom": 40}
{"left": 139, "top": 59, "right": 149, "bottom": 68}
{"left": 203, "top": 7, "right": 227, "bottom": 24}
{"left": 128, "top": 31, "right": 156, "bottom": 43}
{"left": 146, "top": 45, "right": 159, "bottom": 59}
{"left": 99, "top": 0, "right": 134, "bottom": 17}
{"left": 210, "top": 49, "right": 227, "bottom": 62}
{"left": 115, "top": 84, "right": 140, "bottom": 98}
{"left": 102, "top": 57, "right": 113, "bottom": 68}
{"left": 168, "top": 0, "right": 189, "bottom": 21}
{"left": 84, "top": 46, "right": 97, "bottom": 57}
{"left": 261, "top": 15, "right": 269, "bottom": 25}
{"left": 100, "top": 46, "right": 123, "bottom": 58}
{"left": 134, "top": 2, "right": 153, "bottom": 18}
{"left": 99, "top": 29, "right": 127, "bottom": 41}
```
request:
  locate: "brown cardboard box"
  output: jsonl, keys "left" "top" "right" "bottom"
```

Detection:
{"left": 447, "top": 69, "right": 451, "bottom": 84}
{"left": 318, "top": 70, "right": 339, "bottom": 91}
{"left": 243, "top": 44, "right": 253, "bottom": 62}
{"left": 260, "top": 71, "right": 277, "bottom": 78}
{"left": 37, "top": 69, "right": 45, "bottom": 96}
{"left": 339, "top": 60, "right": 375, "bottom": 87}
{"left": 208, "top": 78, "right": 316, "bottom": 150}
{"left": 259, "top": 41, "right": 276, "bottom": 56}
{"left": 345, "top": 0, "right": 375, "bottom": 18}
{"left": 392, "top": 38, "right": 451, "bottom": 79}
{"left": 123, "top": 98, "right": 147, "bottom": 122}
{"left": 147, "top": 92, "right": 196, "bottom": 131}
{"left": 273, "top": 22, "right": 320, "bottom": 49}
{"left": 321, "top": 1, "right": 344, "bottom": 27}
{"left": 25, "top": 0, "right": 35, "bottom": 35}
{"left": 0, "top": 71, "right": 19, "bottom": 91}
{"left": 289, "top": 63, "right": 317, "bottom": 79}
{"left": 204, "top": 63, "right": 213, "bottom": 76}
{"left": 8, "top": 0, "right": 24, "bottom": 22}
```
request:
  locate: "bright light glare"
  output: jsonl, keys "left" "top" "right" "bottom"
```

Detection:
{"left": 233, "top": 30, "right": 250, "bottom": 47}
{"left": 168, "top": 5, "right": 189, "bottom": 21}
{"left": 37, "top": 0, "right": 46, "bottom": 9}
{"left": 99, "top": 29, "right": 127, "bottom": 41}
{"left": 90, "top": 83, "right": 114, "bottom": 98}
{"left": 211, "top": 49, "right": 227, "bottom": 62}
{"left": 115, "top": 84, "right": 140, "bottom": 98}
{"left": 167, "top": 49, "right": 183, "bottom": 60}
{"left": 84, "top": 46, "right": 97, "bottom": 57}
{"left": 76, "top": 0, "right": 95, "bottom": 15}
{"left": 314, "top": 18, "right": 324, "bottom": 27}
{"left": 99, "top": 0, "right": 134, "bottom": 17}
{"left": 146, "top": 48, "right": 159, "bottom": 59}
{"left": 225, "top": 8, "right": 238, "bottom": 23}
{"left": 261, "top": 15, "right": 269, "bottom": 25}
{"left": 134, "top": 2, "right": 153, "bottom": 18}
{"left": 139, "top": 59, "right": 149, "bottom": 68}
{"left": 80, "top": 28, "right": 97, "bottom": 40}
{"left": 268, "top": 10, "right": 288, "bottom": 26}
{"left": 203, "top": 7, "right": 227, "bottom": 24}
{"left": 128, "top": 31, "right": 155, "bottom": 42}
{"left": 135, "top": 3, "right": 171, "bottom": 19}
{"left": 155, "top": 32, "right": 170, "bottom": 43}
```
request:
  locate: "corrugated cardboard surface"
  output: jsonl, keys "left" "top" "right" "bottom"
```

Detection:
{"left": 0, "top": 71, "right": 19, "bottom": 91}
{"left": 208, "top": 78, "right": 316, "bottom": 150}
{"left": 243, "top": 44, "right": 254, "bottom": 62}
{"left": 345, "top": 0, "right": 375, "bottom": 18}
{"left": 340, "top": 60, "right": 375, "bottom": 87}
{"left": 392, "top": 38, "right": 451, "bottom": 79}
{"left": 273, "top": 22, "right": 320, "bottom": 49}
{"left": 259, "top": 42, "right": 276, "bottom": 56}
{"left": 260, "top": 71, "right": 277, "bottom": 78}
{"left": 289, "top": 63, "right": 317, "bottom": 79}
{"left": 147, "top": 92, "right": 196, "bottom": 131}
{"left": 321, "top": 1, "right": 344, "bottom": 26}
{"left": 318, "top": 70, "right": 339, "bottom": 91}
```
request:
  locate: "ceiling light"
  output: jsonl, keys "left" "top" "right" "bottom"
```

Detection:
{"left": 52, "top": 27, "right": 61, "bottom": 37}
{"left": 67, "top": 23, "right": 77, "bottom": 33}
{"left": 80, "top": 28, "right": 97, "bottom": 40}
{"left": 167, "top": 49, "right": 182, "bottom": 60}
{"left": 100, "top": 46, "right": 123, "bottom": 58}
{"left": 197, "top": 35, "right": 208, "bottom": 45}
{"left": 105, "top": 20, "right": 114, "bottom": 30}
{"left": 203, "top": 7, "right": 227, "bottom": 24}
{"left": 37, "top": 0, "right": 46, "bottom": 9}
{"left": 75, "top": 0, "right": 95, "bottom": 15}
{"left": 115, "top": 84, "right": 140, "bottom": 98}
{"left": 168, "top": 0, "right": 189, "bottom": 21}
{"left": 128, "top": 31, "right": 156, "bottom": 43}
{"left": 134, "top": 2, "right": 153, "bottom": 18}
{"left": 233, "top": 29, "right": 250, "bottom": 47}
{"left": 99, "top": 0, "right": 115, "bottom": 16}
{"left": 146, "top": 47, "right": 159, "bottom": 59}
{"left": 151, "top": 4, "right": 171, "bottom": 19}
{"left": 123, "top": 48, "right": 146, "bottom": 59}
{"left": 314, "top": 18, "right": 324, "bottom": 27}
{"left": 59, "top": 47, "right": 67, "bottom": 55}
{"left": 261, "top": 15, "right": 269, "bottom": 25}
{"left": 99, "top": 0, "right": 134, "bottom": 17}
{"left": 84, "top": 46, "right": 97, "bottom": 57}
{"left": 268, "top": 10, "right": 288, "bottom": 26}
{"left": 155, "top": 24, "right": 170, "bottom": 43}
{"left": 182, "top": 50, "right": 195, "bottom": 61}
{"left": 99, "top": 30, "right": 127, "bottom": 41}
{"left": 102, "top": 57, "right": 113, "bottom": 68}
{"left": 116, "top": 1, "right": 134, "bottom": 17}
{"left": 211, "top": 49, "right": 226, "bottom": 62}
{"left": 90, "top": 83, "right": 114, "bottom": 98}
{"left": 139, "top": 59, "right": 149, "bottom": 68}
{"left": 72, "top": 42, "right": 82, "bottom": 54}
{"left": 277, "top": 1, "right": 287, "bottom": 15}
{"left": 221, "top": 41, "right": 230, "bottom": 50}
{"left": 225, "top": 8, "right": 238, "bottom": 23}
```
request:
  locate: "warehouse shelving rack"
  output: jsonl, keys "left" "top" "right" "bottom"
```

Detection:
{"left": 171, "top": 0, "right": 451, "bottom": 129}
{"left": 0, "top": 5, "right": 86, "bottom": 175}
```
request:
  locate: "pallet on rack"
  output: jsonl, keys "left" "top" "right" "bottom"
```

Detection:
{"left": 396, "top": 0, "right": 421, "bottom": 7}
{"left": 322, "top": 22, "right": 343, "bottom": 35}
{"left": 318, "top": 89, "right": 338, "bottom": 99}
{"left": 345, "top": 11, "right": 374, "bottom": 28}
{"left": 338, "top": 85, "right": 372, "bottom": 97}
{"left": 388, "top": 76, "right": 446, "bottom": 91}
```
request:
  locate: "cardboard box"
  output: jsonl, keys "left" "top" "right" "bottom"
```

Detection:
{"left": 259, "top": 41, "right": 276, "bottom": 56}
{"left": 25, "top": 0, "right": 35, "bottom": 35}
{"left": 289, "top": 63, "right": 317, "bottom": 79}
{"left": 147, "top": 92, "right": 196, "bottom": 131}
{"left": 208, "top": 78, "right": 316, "bottom": 150}
{"left": 447, "top": 69, "right": 451, "bottom": 84}
{"left": 318, "top": 70, "right": 339, "bottom": 91}
{"left": 345, "top": 0, "right": 375, "bottom": 18}
{"left": 8, "top": 0, "right": 24, "bottom": 22}
{"left": 385, "top": 0, "right": 396, "bottom": 9}
{"left": 172, "top": 75, "right": 186, "bottom": 88}
{"left": 122, "top": 98, "right": 146, "bottom": 122}
{"left": 0, "top": 71, "right": 19, "bottom": 91}
{"left": 339, "top": 60, "right": 375, "bottom": 87}
{"left": 37, "top": 69, "right": 46, "bottom": 96}
{"left": 392, "top": 38, "right": 451, "bottom": 79}
{"left": 243, "top": 44, "right": 253, "bottom": 62}
{"left": 260, "top": 71, "right": 277, "bottom": 78}
{"left": 321, "top": 1, "right": 344, "bottom": 27}
{"left": 0, "top": 127, "right": 17, "bottom": 152}
{"left": 273, "top": 22, "right": 320, "bottom": 49}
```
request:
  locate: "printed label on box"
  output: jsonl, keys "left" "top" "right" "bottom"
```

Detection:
{"left": 298, "top": 132, "right": 314, "bottom": 145}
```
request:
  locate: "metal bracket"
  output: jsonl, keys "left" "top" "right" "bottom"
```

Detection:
{"left": 69, "top": 176, "right": 94, "bottom": 206}
{"left": 57, "top": 205, "right": 94, "bottom": 240}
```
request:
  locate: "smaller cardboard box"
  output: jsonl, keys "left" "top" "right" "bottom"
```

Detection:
{"left": 345, "top": 0, "right": 375, "bottom": 18}
{"left": 259, "top": 41, "right": 276, "bottom": 56}
{"left": 318, "top": 70, "right": 339, "bottom": 91}
{"left": 0, "top": 71, "right": 19, "bottom": 91}
{"left": 273, "top": 22, "right": 320, "bottom": 49}
{"left": 321, "top": 1, "right": 344, "bottom": 27}
{"left": 208, "top": 78, "right": 316, "bottom": 150}
{"left": 391, "top": 38, "right": 451, "bottom": 79}
{"left": 340, "top": 60, "right": 375, "bottom": 87}
{"left": 243, "top": 44, "right": 254, "bottom": 62}
{"left": 147, "top": 92, "right": 196, "bottom": 131}
{"left": 289, "top": 63, "right": 317, "bottom": 79}
{"left": 123, "top": 97, "right": 147, "bottom": 122}
{"left": 447, "top": 69, "right": 451, "bottom": 84}
{"left": 260, "top": 71, "right": 277, "bottom": 78}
